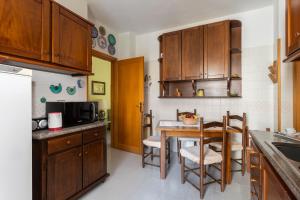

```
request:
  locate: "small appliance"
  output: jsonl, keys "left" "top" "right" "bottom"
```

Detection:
{"left": 46, "top": 102, "right": 98, "bottom": 128}
{"left": 32, "top": 118, "right": 48, "bottom": 131}
{"left": 48, "top": 112, "right": 62, "bottom": 131}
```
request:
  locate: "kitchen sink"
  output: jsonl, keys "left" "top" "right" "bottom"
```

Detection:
{"left": 272, "top": 142, "right": 300, "bottom": 162}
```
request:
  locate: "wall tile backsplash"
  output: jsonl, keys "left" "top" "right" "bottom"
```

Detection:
{"left": 32, "top": 70, "right": 87, "bottom": 118}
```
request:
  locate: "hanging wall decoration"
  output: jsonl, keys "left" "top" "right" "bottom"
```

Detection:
{"left": 40, "top": 97, "right": 47, "bottom": 103}
{"left": 108, "top": 44, "right": 116, "bottom": 55}
{"left": 49, "top": 83, "right": 62, "bottom": 94}
{"left": 98, "top": 35, "right": 107, "bottom": 49}
{"left": 77, "top": 79, "right": 85, "bottom": 88}
{"left": 99, "top": 26, "right": 106, "bottom": 36}
{"left": 66, "top": 86, "right": 76, "bottom": 95}
{"left": 91, "top": 26, "right": 99, "bottom": 38}
{"left": 108, "top": 34, "right": 116, "bottom": 45}
{"left": 92, "top": 38, "right": 97, "bottom": 48}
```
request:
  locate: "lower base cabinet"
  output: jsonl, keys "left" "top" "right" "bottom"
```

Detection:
{"left": 33, "top": 126, "right": 109, "bottom": 200}
{"left": 250, "top": 141, "right": 296, "bottom": 200}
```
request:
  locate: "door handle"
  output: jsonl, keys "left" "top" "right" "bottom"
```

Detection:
{"left": 137, "top": 102, "right": 143, "bottom": 113}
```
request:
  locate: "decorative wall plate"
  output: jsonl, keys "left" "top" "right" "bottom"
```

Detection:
{"left": 66, "top": 86, "right": 76, "bottom": 95}
{"left": 99, "top": 26, "right": 106, "bottom": 36}
{"left": 92, "top": 38, "right": 97, "bottom": 48}
{"left": 108, "top": 44, "right": 116, "bottom": 55}
{"left": 77, "top": 79, "right": 85, "bottom": 88}
{"left": 91, "top": 26, "right": 98, "bottom": 38}
{"left": 108, "top": 34, "right": 116, "bottom": 45}
{"left": 50, "top": 83, "right": 62, "bottom": 94}
{"left": 97, "top": 35, "right": 107, "bottom": 49}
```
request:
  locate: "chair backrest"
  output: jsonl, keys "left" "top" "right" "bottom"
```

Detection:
{"left": 176, "top": 109, "right": 197, "bottom": 121}
{"left": 199, "top": 116, "right": 227, "bottom": 166}
{"left": 141, "top": 110, "right": 153, "bottom": 140}
{"left": 227, "top": 111, "right": 247, "bottom": 147}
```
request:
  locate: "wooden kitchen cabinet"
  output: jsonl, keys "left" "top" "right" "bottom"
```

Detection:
{"left": 262, "top": 157, "right": 294, "bottom": 200}
{"left": 47, "top": 147, "right": 82, "bottom": 200}
{"left": 182, "top": 26, "right": 204, "bottom": 80}
{"left": 285, "top": 0, "right": 300, "bottom": 62}
{"left": 83, "top": 139, "right": 107, "bottom": 187}
{"left": 162, "top": 31, "right": 182, "bottom": 81}
{"left": 0, "top": 0, "right": 50, "bottom": 61}
{"left": 204, "top": 21, "right": 230, "bottom": 79}
{"left": 52, "top": 2, "right": 92, "bottom": 72}
{"left": 33, "top": 126, "right": 109, "bottom": 200}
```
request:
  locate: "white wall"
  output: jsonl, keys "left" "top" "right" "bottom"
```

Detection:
{"left": 273, "top": 0, "right": 294, "bottom": 131}
{"left": 55, "top": 0, "right": 88, "bottom": 19}
{"left": 135, "top": 6, "right": 275, "bottom": 144}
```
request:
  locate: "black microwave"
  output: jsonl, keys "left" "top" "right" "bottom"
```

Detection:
{"left": 46, "top": 102, "right": 98, "bottom": 128}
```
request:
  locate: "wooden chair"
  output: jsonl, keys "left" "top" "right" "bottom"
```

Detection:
{"left": 180, "top": 117, "right": 227, "bottom": 199}
{"left": 176, "top": 109, "right": 199, "bottom": 161}
{"left": 210, "top": 111, "right": 247, "bottom": 175}
{"left": 142, "top": 110, "right": 171, "bottom": 168}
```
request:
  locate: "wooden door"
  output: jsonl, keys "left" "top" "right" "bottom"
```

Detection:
{"left": 112, "top": 57, "right": 144, "bottom": 154}
{"left": 0, "top": 0, "right": 50, "bottom": 61}
{"left": 47, "top": 147, "right": 82, "bottom": 200}
{"left": 204, "top": 21, "right": 230, "bottom": 79}
{"left": 287, "top": 0, "right": 300, "bottom": 55}
{"left": 83, "top": 140, "right": 106, "bottom": 188}
{"left": 262, "top": 157, "right": 294, "bottom": 200}
{"left": 52, "top": 2, "right": 92, "bottom": 71}
{"left": 162, "top": 31, "right": 182, "bottom": 81}
{"left": 293, "top": 62, "right": 300, "bottom": 131}
{"left": 182, "top": 26, "right": 204, "bottom": 80}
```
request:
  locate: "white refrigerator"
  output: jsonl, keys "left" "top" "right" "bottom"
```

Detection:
{"left": 0, "top": 64, "right": 32, "bottom": 200}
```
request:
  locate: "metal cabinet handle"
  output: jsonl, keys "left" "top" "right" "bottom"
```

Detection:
{"left": 85, "top": 151, "right": 88, "bottom": 155}
{"left": 296, "top": 32, "right": 300, "bottom": 37}
{"left": 78, "top": 153, "right": 82, "bottom": 157}
{"left": 66, "top": 140, "right": 71, "bottom": 145}
{"left": 94, "top": 133, "right": 99, "bottom": 137}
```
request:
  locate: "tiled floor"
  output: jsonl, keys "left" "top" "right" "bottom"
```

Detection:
{"left": 80, "top": 142, "right": 250, "bottom": 200}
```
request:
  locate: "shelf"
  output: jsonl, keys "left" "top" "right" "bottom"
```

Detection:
{"left": 158, "top": 96, "right": 242, "bottom": 99}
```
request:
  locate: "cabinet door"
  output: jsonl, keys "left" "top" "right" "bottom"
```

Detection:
{"left": 262, "top": 157, "right": 294, "bottom": 200}
{"left": 52, "top": 3, "right": 92, "bottom": 72}
{"left": 286, "top": 0, "right": 300, "bottom": 55}
{"left": 47, "top": 147, "right": 82, "bottom": 200}
{"left": 162, "top": 31, "right": 182, "bottom": 81}
{"left": 182, "top": 26, "right": 204, "bottom": 80}
{"left": 0, "top": 0, "right": 50, "bottom": 61}
{"left": 83, "top": 139, "right": 107, "bottom": 188}
{"left": 204, "top": 21, "right": 230, "bottom": 79}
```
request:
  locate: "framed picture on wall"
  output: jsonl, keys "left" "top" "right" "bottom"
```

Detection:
{"left": 92, "top": 81, "right": 105, "bottom": 95}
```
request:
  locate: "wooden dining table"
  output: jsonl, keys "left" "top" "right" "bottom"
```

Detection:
{"left": 156, "top": 120, "right": 241, "bottom": 184}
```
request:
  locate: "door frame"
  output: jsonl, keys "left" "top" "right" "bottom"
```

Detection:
{"left": 89, "top": 50, "right": 118, "bottom": 148}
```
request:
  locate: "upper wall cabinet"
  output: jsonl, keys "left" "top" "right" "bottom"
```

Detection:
{"left": 0, "top": 0, "right": 50, "bottom": 61}
{"left": 285, "top": 0, "right": 300, "bottom": 62}
{"left": 162, "top": 31, "right": 182, "bottom": 81}
{"left": 0, "top": 0, "right": 93, "bottom": 75}
{"left": 182, "top": 26, "right": 204, "bottom": 80}
{"left": 52, "top": 2, "right": 92, "bottom": 72}
{"left": 204, "top": 21, "right": 230, "bottom": 79}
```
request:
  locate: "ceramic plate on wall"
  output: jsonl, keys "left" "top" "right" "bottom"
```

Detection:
{"left": 97, "top": 35, "right": 107, "bottom": 49}
{"left": 108, "top": 34, "right": 116, "bottom": 45}
{"left": 99, "top": 26, "right": 106, "bottom": 36}
{"left": 108, "top": 44, "right": 116, "bottom": 55}
{"left": 92, "top": 38, "right": 97, "bottom": 48}
{"left": 91, "top": 26, "right": 98, "bottom": 38}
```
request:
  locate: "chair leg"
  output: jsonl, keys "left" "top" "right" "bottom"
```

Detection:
{"left": 200, "top": 164, "right": 205, "bottom": 199}
{"left": 221, "top": 161, "right": 225, "bottom": 192}
{"left": 142, "top": 145, "right": 145, "bottom": 168}
{"left": 242, "top": 149, "right": 245, "bottom": 176}
{"left": 168, "top": 140, "right": 171, "bottom": 164}
{"left": 177, "top": 138, "right": 180, "bottom": 158}
{"left": 181, "top": 157, "right": 185, "bottom": 184}
{"left": 150, "top": 147, "right": 154, "bottom": 161}
{"left": 178, "top": 140, "right": 182, "bottom": 163}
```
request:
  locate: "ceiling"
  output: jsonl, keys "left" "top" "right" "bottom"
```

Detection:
{"left": 87, "top": 0, "right": 273, "bottom": 34}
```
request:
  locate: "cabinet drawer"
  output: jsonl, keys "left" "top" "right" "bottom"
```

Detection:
{"left": 83, "top": 127, "right": 105, "bottom": 144}
{"left": 48, "top": 133, "right": 82, "bottom": 155}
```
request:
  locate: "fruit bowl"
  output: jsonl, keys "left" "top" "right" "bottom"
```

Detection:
{"left": 182, "top": 114, "right": 199, "bottom": 125}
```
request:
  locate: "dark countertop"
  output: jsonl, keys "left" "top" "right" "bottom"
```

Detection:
{"left": 250, "top": 130, "right": 300, "bottom": 199}
{"left": 32, "top": 121, "right": 105, "bottom": 140}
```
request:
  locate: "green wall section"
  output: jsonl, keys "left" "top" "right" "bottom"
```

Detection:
{"left": 88, "top": 57, "right": 111, "bottom": 115}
